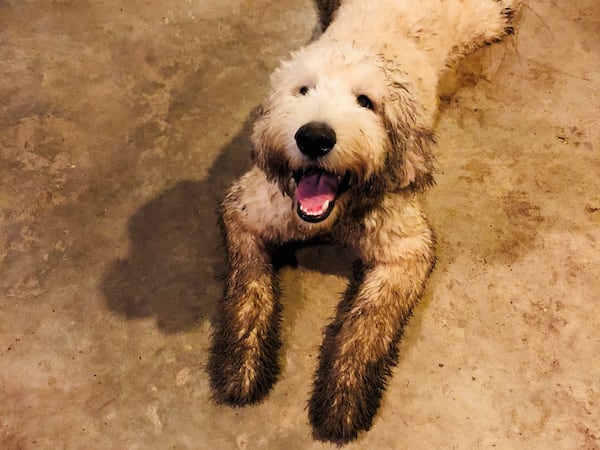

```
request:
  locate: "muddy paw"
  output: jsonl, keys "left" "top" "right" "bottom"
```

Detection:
{"left": 208, "top": 324, "right": 281, "bottom": 406}
{"left": 208, "top": 352, "right": 279, "bottom": 406}
{"left": 308, "top": 371, "right": 382, "bottom": 444}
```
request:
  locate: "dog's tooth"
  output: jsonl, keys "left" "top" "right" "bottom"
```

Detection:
{"left": 323, "top": 200, "right": 330, "bottom": 210}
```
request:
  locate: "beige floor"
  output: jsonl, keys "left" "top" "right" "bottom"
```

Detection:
{"left": 1, "top": 1, "right": 599, "bottom": 449}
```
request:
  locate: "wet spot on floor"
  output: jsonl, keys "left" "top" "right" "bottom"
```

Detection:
{"left": 495, "top": 190, "right": 545, "bottom": 262}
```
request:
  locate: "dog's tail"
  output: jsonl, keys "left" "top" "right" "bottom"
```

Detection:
{"left": 315, "top": 0, "right": 342, "bottom": 31}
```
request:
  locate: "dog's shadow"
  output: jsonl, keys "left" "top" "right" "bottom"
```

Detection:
{"left": 100, "top": 117, "right": 353, "bottom": 334}
{"left": 100, "top": 118, "right": 252, "bottom": 333}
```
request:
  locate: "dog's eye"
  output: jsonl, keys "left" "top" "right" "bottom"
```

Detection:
{"left": 356, "top": 94, "right": 374, "bottom": 110}
{"left": 298, "top": 86, "right": 309, "bottom": 95}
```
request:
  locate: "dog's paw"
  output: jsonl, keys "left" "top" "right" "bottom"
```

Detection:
{"left": 308, "top": 370, "right": 382, "bottom": 444}
{"left": 448, "top": 0, "right": 519, "bottom": 61}
{"left": 208, "top": 348, "right": 280, "bottom": 406}
{"left": 208, "top": 303, "right": 282, "bottom": 406}
{"left": 208, "top": 272, "right": 283, "bottom": 406}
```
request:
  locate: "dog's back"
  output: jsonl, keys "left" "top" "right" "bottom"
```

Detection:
{"left": 317, "top": 0, "right": 515, "bottom": 62}
{"left": 314, "top": 0, "right": 516, "bottom": 118}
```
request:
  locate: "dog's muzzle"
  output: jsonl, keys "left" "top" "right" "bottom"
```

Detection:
{"left": 292, "top": 122, "right": 349, "bottom": 223}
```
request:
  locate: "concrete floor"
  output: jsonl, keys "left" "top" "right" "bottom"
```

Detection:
{"left": 1, "top": 0, "right": 599, "bottom": 448}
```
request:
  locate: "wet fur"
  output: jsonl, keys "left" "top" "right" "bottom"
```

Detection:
{"left": 208, "top": 0, "right": 517, "bottom": 444}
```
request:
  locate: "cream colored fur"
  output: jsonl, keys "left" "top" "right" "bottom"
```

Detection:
{"left": 209, "top": 0, "right": 518, "bottom": 444}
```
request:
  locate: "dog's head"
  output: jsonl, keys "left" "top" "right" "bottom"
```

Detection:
{"left": 251, "top": 42, "right": 435, "bottom": 229}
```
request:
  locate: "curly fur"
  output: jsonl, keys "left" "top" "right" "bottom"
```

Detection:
{"left": 208, "top": 0, "right": 518, "bottom": 444}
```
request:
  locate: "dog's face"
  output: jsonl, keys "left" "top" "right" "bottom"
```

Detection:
{"left": 252, "top": 43, "right": 434, "bottom": 230}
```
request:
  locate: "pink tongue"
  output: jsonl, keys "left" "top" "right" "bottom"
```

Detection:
{"left": 295, "top": 172, "right": 339, "bottom": 215}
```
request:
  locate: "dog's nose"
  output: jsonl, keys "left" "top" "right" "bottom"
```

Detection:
{"left": 294, "top": 122, "right": 336, "bottom": 158}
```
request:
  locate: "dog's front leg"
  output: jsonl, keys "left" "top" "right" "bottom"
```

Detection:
{"left": 208, "top": 170, "right": 286, "bottom": 405}
{"left": 309, "top": 200, "right": 435, "bottom": 443}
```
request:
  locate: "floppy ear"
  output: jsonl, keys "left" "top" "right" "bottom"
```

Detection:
{"left": 249, "top": 99, "right": 294, "bottom": 195}
{"left": 400, "top": 126, "right": 436, "bottom": 191}
{"left": 382, "top": 109, "right": 436, "bottom": 191}
{"left": 380, "top": 62, "right": 436, "bottom": 192}
{"left": 249, "top": 101, "right": 269, "bottom": 168}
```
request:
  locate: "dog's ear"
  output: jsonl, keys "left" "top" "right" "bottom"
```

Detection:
{"left": 401, "top": 126, "right": 435, "bottom": 191}
{"left": 382, "top": 109, "right": 436, "bottom": 192}
{"left": 380, "top": 62, "right": 436, "bottom": 191}
{"left": 249, "top": 102, "right": 268, "bottom": 169}
{"left": 250, "top": 98, "right": 292, "bottom": 190}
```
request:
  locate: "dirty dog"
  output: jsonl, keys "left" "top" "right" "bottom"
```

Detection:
{"left": 209, "top": 0, "right": 517, "bottom": 443}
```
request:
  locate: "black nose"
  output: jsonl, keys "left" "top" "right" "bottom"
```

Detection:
{"left": 294, "top": 122, "right": 336, "bottom": 159}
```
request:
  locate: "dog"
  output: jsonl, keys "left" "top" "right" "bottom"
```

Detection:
{"left": 208, "top": 0, "right": 517, "bottom": 443}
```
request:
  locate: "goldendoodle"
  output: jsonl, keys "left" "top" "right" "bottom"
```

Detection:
{"left": 209, "top": 0, "right": 517, "bottom": 443}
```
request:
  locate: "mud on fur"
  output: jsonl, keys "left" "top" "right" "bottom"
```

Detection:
{"left": 208, "top": 0, "right": 518, "bottom": 444}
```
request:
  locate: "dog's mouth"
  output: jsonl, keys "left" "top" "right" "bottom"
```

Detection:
{"left": 292, "top": 168, "right": 350, "bottom": 223}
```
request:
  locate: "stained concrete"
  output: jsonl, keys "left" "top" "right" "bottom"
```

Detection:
{"left": 1, "top": 1, "right": 599, "bottom": 448}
